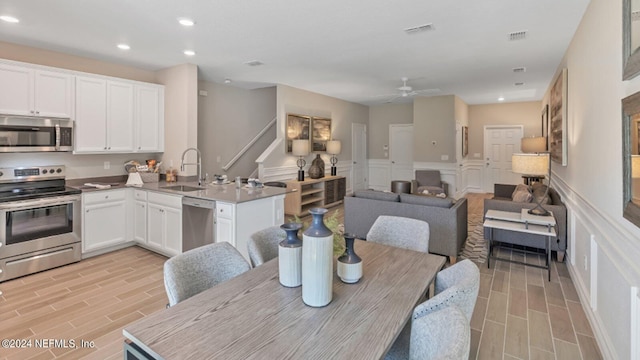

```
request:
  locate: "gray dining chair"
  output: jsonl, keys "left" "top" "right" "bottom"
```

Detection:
{"left": 409, "top": 305, "right": 470, "bottom": 359}
{"left": 366, "top": 215, "right": 430, "bottom": 253}
{"left": 247, "top": 226, "right": 285, "bottom": 267}
{"left": 164, "top": 242, "right": 251, "bottom": 307}
{"left": 385, "top": 259, "right": 480, "bottom": 359}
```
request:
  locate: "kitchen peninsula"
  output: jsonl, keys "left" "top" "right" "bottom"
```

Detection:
{"left": 75, "top": 180, "right": 287, "bottom": 261}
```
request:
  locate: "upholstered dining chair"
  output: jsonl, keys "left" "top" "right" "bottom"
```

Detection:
{"left": 163, "top": 242, "right": 251, "bottom": 307}
{"left": 412, "top": 170, "right": 448, "bottom": 196}
{"left": 247, "top": 226, "right": 285, "bottom": 267}
{"left": 366, "top": 215, "right": 430, "bottom": 253}
{"left": 385, "top": 259, "right": 480, "bottom": 359}
{"left": 410, "top": 305, "right": 470, "bottom": 359}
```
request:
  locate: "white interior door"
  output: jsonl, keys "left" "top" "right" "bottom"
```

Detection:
{"left": 351, "top": 123, "right": 367, "bottom": 191}
{"left": 390, "top": 124, "right": 414, "bottom": 181}
{"left": 483, "top": 125, "right": 524, "bottom": 192}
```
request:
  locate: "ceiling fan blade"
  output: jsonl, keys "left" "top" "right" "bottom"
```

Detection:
{"left": 412, "top": 88, "right": 441, "bottom": 94}
{"left": 382, "top": 94, "right": 403, "bottom": 103}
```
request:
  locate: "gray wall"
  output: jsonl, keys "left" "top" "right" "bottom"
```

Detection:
{"left": 413, "top": 95, "right": 457, "bottom": 163}
{"left": 368, "top": 103, "right": 413, "bottom": 159}
{"left": 197, "top": 82, "right": 276, "bottom": 179}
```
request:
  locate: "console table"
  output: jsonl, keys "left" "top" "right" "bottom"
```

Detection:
{"left": 484, "top": 209, "right": 557, "bottom": 281}
{"left": 284, "top": 176, "right": 345, "bottom": 216}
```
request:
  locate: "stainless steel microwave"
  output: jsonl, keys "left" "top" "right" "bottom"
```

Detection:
{"left": 0, "top": 116, "right": 73, "bottom": 152}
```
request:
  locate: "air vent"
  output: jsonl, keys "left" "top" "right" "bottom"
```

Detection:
{"left": 514, "top": 82, "right": 525, "bottom": 86}
{"left": 244, "top": 60, "right": 264, "bottom": 66}
{"left": 512, "top": 67, "right": 527, "bottom": 73}
{"left": 508, "top": 30, "right": 527, "bottom": 41}
{"left": 404, "top": 23, "right": 434, "bottom": 34}
{"left": 633, "top": 10, "right": 640, "bottom": 21}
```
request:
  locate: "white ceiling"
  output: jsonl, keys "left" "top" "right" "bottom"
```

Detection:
{"left": 0, "top": 0, "right": 590, "bottom": 105}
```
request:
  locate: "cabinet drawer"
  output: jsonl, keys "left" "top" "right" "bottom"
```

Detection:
{"left": 134, "top": 189, "right": 147, "bottom": 201}
{"left": 217, "top": 202, "right": 234, "bottom": 219}
{"left": 83, "top": 189, "right": 126, "bottom": 205}
{"left": 147, "top": 191, "right": 182, "bottom": 208}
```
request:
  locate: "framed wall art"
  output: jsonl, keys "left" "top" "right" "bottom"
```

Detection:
{"left": 311, "top": 117, "right": 331, "bottom": 152}
{"left": 286, "top": 114, "right": 310, "bottom": 153}
{"left": 549, "top": 68, "right": 568, "bottom": 165}
{"left": 462, "top": 126, "right": 469, "bottom": 157}
{"left": 541, "top": 104, "right": 549, "bottom": 150}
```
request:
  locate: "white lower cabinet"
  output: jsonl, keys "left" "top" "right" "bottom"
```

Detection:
{"left": 82, "top": 189, "right": 127, "bottom": 253}
{"left": 146, "top": 191, "right": 182, "bottom": 257}
{"left": 133, "top": 190, "right": 147, "bottom": 244}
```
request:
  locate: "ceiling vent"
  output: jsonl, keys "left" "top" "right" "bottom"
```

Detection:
{"left": 512, "top": 67, "right": 527, "bottom": 73}
{"left": 404, "top": 23, "right": 434, "bottom": 34}
{"left": 508, "top": 30, "right": 527, "bottom": 41}
{"left": 244, "top": 60, "right": 264, "bottom": 66}
{"left": 514, "top": 82, "right": 525, "bottom": 86}
{"left": 633, "top": 10, "right": 640, "bottom": 21}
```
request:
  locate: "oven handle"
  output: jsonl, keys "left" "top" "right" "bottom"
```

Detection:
{"left": 0, "top": 195, "right": 80, "bottom": 210}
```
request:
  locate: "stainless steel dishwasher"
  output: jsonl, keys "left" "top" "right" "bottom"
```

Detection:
{"left": 182, "top": 197, "right": 216, "bottom": 252}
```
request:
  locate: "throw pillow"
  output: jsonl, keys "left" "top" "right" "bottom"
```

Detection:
{"left": 416, "top": 185, "right": 445, "bottom": 195}
{"left": 511, "top": 184, "right": 533, "bottom": 203}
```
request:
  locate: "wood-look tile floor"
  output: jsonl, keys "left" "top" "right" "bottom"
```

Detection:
{"left": 0, "top": 194, "right": 601, "bottom": 359}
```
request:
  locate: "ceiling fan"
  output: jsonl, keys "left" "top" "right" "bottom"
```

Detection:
{"left": 378, "top": 77, "right": 440, "bottom": 103}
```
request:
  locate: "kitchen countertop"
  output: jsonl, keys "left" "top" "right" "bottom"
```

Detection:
{"left": 68, "top": 178, "right": 290, "bottom": 204}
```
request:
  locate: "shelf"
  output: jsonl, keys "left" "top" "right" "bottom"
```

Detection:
{"left": 301, "top": 188, "right": 324, "bottom": 197}
{"left": 284, "top": 176, "right": 346, "bottom": 216}
{"left": 301, "top": 196, "right": 324, "bottom": 206}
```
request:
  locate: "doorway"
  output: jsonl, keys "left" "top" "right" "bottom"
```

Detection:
{"left": 483, "top": 125, "right": 524, "bottom": 192}
{"left": 390, "top": 124, "right": 414, "bottom": 181}
{"left": 351, "top": 123, "right": 367, "bottom": 192}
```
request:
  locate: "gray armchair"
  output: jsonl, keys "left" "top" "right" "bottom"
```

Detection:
{"left": 247, "top": 226, "right": 285, "bottom": 267}
{"left": 412, "top": 170, "right": 448, "bottom": 196}
{"left": 164, "top": 242, "right": 251, "bottom": 307}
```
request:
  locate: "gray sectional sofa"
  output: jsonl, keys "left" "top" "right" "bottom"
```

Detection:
{"left": 344, "top": 190, "right": 468, "bottom": 263}
{"left": 483, "top": 183, "right": 567, "bottom": 261}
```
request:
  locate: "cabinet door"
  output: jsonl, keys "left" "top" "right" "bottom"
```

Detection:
{"left": 216, "top": 217, "right": 234, "bottom": 246}
{"left": 147, "top": 203, "right": 165, "bottom": 251}
{"left": 136, "top": 85, "right": 163, "bottom": 152}
{"left": 0, "top": 64, "right": 32, "bottom": 116}
{"left": 134, "top": 200, "right": 147, "bottom": 244}
{"left": 83, "top": 201, "right": 127, "bottom": 252}
{"left": 75, "top": 76, "right": 107, "bottom": 152}
{"left": 163, "top": 206, "right": 182, "bottom": 256}
{"left": 106, "top": 81, "right": 134, "bottom": 152}
{"left": 34, "top": 70, "right": 73, "bottom": 118}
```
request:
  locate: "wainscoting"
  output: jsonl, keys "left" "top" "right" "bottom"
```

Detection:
{"left": 552, "top": 176, "right": 640, "bottom": 360}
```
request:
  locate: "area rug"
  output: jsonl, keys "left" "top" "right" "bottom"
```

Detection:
{"left": 458, "top": 210, "right": 488, "bottom": 263}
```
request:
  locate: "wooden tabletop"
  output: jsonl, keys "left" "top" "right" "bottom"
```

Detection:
{"left": 123, "top": 240, "right": 446, "bottom": 360}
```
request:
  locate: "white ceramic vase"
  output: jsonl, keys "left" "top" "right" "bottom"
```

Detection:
{"left": 301, "top": 208, "right": 333, "bottom": 307}
{"left": 279, "top": 223, "right": 303, "bottom": 287}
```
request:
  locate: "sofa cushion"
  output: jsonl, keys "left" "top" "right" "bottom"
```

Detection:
{"left": 353, "top": 190, "right": 400, "bottom": 202}
{"left": 531, "top": 183, "right": 552, "bottom": 205}
{"left": 399, "top": 193, "right": 453, "bottom": 208}
{"left": 511, "top": 184, "right": 532, "bottom": 203}
{"left": 416, "top": 185, "right": 445, "bottom": 195}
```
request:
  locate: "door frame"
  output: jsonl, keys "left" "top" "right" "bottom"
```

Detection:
{"left": 351, "top": 123, "right": 367, "bottom": 192}
{"left": 483, "top": 125, "right": 524, "bottom": 192}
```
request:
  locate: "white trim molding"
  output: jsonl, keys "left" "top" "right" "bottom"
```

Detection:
{"left": 368, "top": 159, "right": 391, "bottom": 191}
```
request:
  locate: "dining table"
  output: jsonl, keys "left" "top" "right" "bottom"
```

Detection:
{"left": 122, "top": 240, "right": 446, "bottom": 360}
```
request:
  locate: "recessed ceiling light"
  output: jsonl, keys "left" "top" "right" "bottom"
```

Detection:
{"left": 0, "top": 15, "right": 19, "bottom": 23}
{"left": 183, "top": 50, "right": 196, "bottom": 56}
{"left": 498, "top": 97, "right": 505, "bottom": 101}
{"left": 224, "top": 79, "right": 232, "bottom": 84}
{"left": 117, "top": 44, "right": 130, "bottom": 50}
{"left": 514, "top": 82, "right": 525, "bottom": 86}
{"left": 178, "top": 18, "right": 195, "bottom": 27}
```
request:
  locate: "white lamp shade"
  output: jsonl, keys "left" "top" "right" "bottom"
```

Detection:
{"left": 521, "top": 137, "right": 547, "bottom": 153}
{"left": 326, "top": 140, "right": 341, "bottom": 155}
{"left": 512, "top": 153, "right": 549, "bottom": 176}
{"left": 292, "top": 140, "right": 309, "bottom": 156}
{"left": 632, "top": 155, "right": 640, "bottom": 178}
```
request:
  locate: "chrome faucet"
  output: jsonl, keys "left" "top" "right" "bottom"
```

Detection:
{"left": 180, "top": 147, "right": 205, "bottom": 186}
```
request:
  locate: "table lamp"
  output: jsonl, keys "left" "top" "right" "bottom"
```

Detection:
{"left": 521, "top": 136, "right": 546, "bottom": 153}
{"left": 292, "top": 139, "right": 309, "bottom": 181}
{"left": 326, "top": 140, "right": 341, "bottom": 176}
{"left": 512, "top": 153, "right": 551, "bottom": 216}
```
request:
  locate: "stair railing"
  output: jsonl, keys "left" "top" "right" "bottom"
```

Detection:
{"left": 222, "top": 116, "right": 276, "bottom": 172}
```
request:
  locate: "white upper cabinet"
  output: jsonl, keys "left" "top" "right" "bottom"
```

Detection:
{"left": 0, "top": 64, "right": 73, "bottom": 118}
{"left": 135, "top": 85, "right": 164, "bottom": 152}
{"left": 75, "top": 76, "right": 108, "bottom": 152}
{"left": 106, "top": 81, "right": 135, "bottom": 152}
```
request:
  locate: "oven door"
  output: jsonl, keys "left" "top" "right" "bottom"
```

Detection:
{"left": 0, "top": 195, "right": 81, "bottom": 259}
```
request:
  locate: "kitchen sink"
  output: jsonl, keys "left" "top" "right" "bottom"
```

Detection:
{"left": 160, "top": 185, "right": 205, "bottom": 192}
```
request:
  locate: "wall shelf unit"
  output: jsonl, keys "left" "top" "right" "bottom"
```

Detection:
{"left": 284, "top": 176, "right": 346, "bottom": 216}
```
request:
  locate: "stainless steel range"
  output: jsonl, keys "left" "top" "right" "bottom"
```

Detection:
{"left": 0, "top": 165, "right": 81, "bottom": 283}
